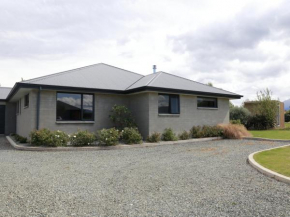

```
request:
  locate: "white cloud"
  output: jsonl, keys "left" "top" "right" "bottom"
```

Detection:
{"left": 0, "top": 0, "right": 289, "bottom": 105}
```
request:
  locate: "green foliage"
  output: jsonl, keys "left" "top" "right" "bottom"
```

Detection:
{"left": 146, "top": 132, "right": 161, "bottom": 143}
{"left": 51, "top": 130, "right": 69, "bottom": 147}
{"left": 97, "top": 128, "right": 120, "bottom": 146}
{"left": 70, "top": 130, "right": 96, "bottom": 146}
{"left": 121, "top": 127, "right": 143, "bottom": 144}
{"left": 190, "top": 125, "right": 224, "bottom": 138}
{"left": 254, "top": 88, "right": 278, "bottom": 128}
{"left": 14, "top": 134, "right": 27, "bottom": 143}
{"left": 30, "top": 128, "right": 53, "bottom": 146}
{"left": 30, "top": 129, "right": 69, "bottom": 147}
{"left": 109, "top": 105, "right": 136, "bottom": 130}
{"left": 230, "top": 106, "right": 251, "bottom": 125}
{"left": 178, "top": 130, "right": 190, "bottom": 140}
{"left": 162, "top": 128, "right": 177, "bottom": 141}
{"left": 246, "top": 114, "right": 276, "bottom": 130}
{"left": 285, "top": 110, "right": 290, "bottom": 122}
{"left": 230, "top": 119, "right": 242, "bottom": 125}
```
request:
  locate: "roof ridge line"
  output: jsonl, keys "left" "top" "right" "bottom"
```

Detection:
{"left": 157, "top": 71, "right": 240, "bottom": 96}
{"left": 125, "top": 75, "right": 146, "bottom": 90}
{"left": 22, "top": 63, "right": 143, "bottom": 84}
{"left": 22, "top": 63, "right": 103, "bottom": 83}
{"left": 100, "top": 63, "right": 143, "bottom": 77}
{"left": 146, "top": 72, "right": 162, "bottom": 86}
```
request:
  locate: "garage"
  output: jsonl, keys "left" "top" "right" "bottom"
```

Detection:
{"left": 0, "top": 105, "right": 5, "bottom": 134}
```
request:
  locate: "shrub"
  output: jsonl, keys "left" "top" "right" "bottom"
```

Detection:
{"left": 246, "top": 114, "right": 275, "bottom": 130}
{"left": 178, "top": 130, "right": 190, "bottom": 140}
{"left": 146, "top": 132, "right": 161, "bottom": 143}
{"left": 97, "top": 128, "right": 119, "bottom": 146}
{"left": 218, "top": 124, "right": 251, "bottom": 139}
{"left": 285, "top": 111, "right": 290, "bottom": 122}
{"left": 230, "top": 119, "right": 242, "bottom": 125}
{"left": 70, "top": 130, "right": 96, "bottom": 146}
{"left": 50, "top": 130, "right": 69, "bottom": 147}
{"left": 121, "top": 127, "right": 143, "bottom": 144}
{"left": 230, "top": 106, "right": 251, "bottom": 126}
{"left": 30, "top": 128, "right": 53, "bottom": 146}
{"left": 190, "top": 126, "right": 203, "bottom": 138}
{"left": 162, "top": 128, "right": 177, "bottom": 141}
{"left": 109, "top": 105, "right": 136, "bottom": 130}
{"left": 14, "top": 134, "right": 27, "bottom": 143}
{"left": 190, "top": 125, "right": 223, "bottom": 138}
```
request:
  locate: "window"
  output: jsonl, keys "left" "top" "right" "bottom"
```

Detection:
{"left": 24, "top": 94, "right": 29, "bottom": 108}
{"left": 197, "top": 97, "right": 218, "bottom": 108}
{"left": 158, "top": 94, "right": 180, "bottom": 114}
{"left": 56, "top": 93, "right": 94, "bottom": 121}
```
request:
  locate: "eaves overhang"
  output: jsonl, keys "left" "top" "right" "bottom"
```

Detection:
{"left": 6, "top": 83, "right": 243, "bottom": 101}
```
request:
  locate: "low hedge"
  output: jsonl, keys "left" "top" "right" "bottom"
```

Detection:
{"left": 70, "top": 130, "right": 96, "bottom": 146}
{"left": 121, "top": 127, "right": 142, "bottom": 144}
{"left": 97, "top": 128, "right": 119, "bottom": 146}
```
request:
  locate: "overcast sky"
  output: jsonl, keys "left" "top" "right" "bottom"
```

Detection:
{"left": 1, "top": 0, "right": 289, "bottom": 105}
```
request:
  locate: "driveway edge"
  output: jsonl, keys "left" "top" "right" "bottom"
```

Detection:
{"left": 6, "top": 136, "right": 222, "bottom": 152}
{"left": 248, "top": 144, "right": 290, "bottom": 184}
{"left": 243, "top": 137, "right": 290, "bottom": 142}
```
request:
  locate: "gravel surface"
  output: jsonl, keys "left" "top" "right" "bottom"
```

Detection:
{"left": 0, "top": 136, "right": 289, "bottom": 216}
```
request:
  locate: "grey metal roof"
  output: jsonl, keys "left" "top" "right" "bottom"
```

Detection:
{"left": 127, "top": 71, "right": 240, "bottom": 97}
{"left": 9, "top": 63, "right": 241, "bottom": 99}
{"left": 21, "top": 63, "right": 144, "bottom": 91}
{"left": 0, "top": 87, "right": 12, "bottom": 100}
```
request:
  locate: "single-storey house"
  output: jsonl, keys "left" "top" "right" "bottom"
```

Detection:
{"left": 0, "top": 63, "right": 242, "bottom": 138}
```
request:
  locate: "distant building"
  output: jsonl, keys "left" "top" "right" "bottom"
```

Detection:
{"left": 244, "top": 101, "right": 285, "bottom": 128}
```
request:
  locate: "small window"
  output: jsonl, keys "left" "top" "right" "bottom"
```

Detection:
{"left": 24, "top": 94, "right": 29, "bottom": 108}
{"left": 56, "top": 92, "right": 94, "bottom": 121}
{"left": 197, "top": 97, "right": 218, "bottom": 108}
{"left": 16, "top": 99, "right": 21, "bottom": 114}
{"left": 158, "top": 94, "right": 180, "bottom": 114}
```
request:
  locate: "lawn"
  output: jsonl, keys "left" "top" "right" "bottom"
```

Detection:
{"left": 254, "top": 146, "right": 290, "bottom": 177}
{"left": 250, "top": 122, "right": 290, "bottom": 140}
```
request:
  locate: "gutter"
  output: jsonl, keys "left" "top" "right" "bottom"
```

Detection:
{"left": 6, "top": 83, "right": 243, "bottom": 101}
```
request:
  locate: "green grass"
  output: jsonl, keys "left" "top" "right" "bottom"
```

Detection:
{"left": 250, "top": 122, "right": 290, "bottom": 140}
{"left": 250, "top": 130, "right": 290, "bottom": 140}
{"left": 254, "top": 146, "right": 290, "bottom": 177}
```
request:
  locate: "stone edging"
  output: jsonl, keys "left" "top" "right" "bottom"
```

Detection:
{"left": 243, "top": 137, "right": 290, "bottom": 142}
{"left": 248, "top": 144, "right": 290, "bottom": 185}
{"left": 6, "top": 136, "right": 222, "bottom": 152}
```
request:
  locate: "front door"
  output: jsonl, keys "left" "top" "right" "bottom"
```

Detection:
{"left": 0, "top": 105, "right": 5, "bottom": 134}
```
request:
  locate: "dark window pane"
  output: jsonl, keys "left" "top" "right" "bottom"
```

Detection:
{"left": 158, "top": 95, "right": 170, "bottom": 114}
{"left": 57, "top": 93, "right": 82, "bottom": 120}
{"left": 24, "top": 94, "right": 29, "bottom": 107}
{"left": 82, "top": 94, "right": 93, "bottom": 120}
{"left": 197, "top": 97, "right": 218, "bottom": 108}
{"left": 170, "top": 96, "right": 179, "bottom": 114}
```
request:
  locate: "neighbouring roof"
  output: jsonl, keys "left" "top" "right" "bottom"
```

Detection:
{"left": 7, "top": 63, "right": 242, "bottom": 100}
{"left": 0, "top": 87, "right": 12, "bottom": 100}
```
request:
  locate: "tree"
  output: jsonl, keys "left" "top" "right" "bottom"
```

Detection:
{"left": 230, "top": 106, "right": 251, "bottom": 126}
{"left": 207, "top": 82, "right": 213, "bottom": 87}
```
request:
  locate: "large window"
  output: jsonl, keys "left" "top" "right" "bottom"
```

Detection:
{"left": 197, "top": 97, "right": 218, "bottom": 108}
{"left": 24, "top": 94, "right": 29, "bottom": 108}
{"left": 57, "top": 93, "right": 94, "bottom": 121}
{"left": 158, "top": 94, "right": 180, "bottom": 114}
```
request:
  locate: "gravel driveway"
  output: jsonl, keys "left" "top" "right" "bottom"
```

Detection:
{"left": 0, "top": 136, "right": 289, "bottom": 216}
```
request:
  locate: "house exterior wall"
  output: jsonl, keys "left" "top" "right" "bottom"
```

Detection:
{"left": 128, "top": 93, "right": 150, "bottom": 138}
{"left": 15, "top": 90, "right": 231, "bottom": 138}
{"left": 16, "top": 91, "right": 37, "bottom": 137}
{"left": 148, "top": 93, "right": 229, "bottom": 135}
{"left": 37, "top": 90, "right": 128, "bottom": 135}
{"left": 5, "top": 102, "right": 16, "bottom": 135}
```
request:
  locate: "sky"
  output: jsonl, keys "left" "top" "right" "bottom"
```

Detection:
{"left": 0, "top": 0, "right": 289, "bottom": 105}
